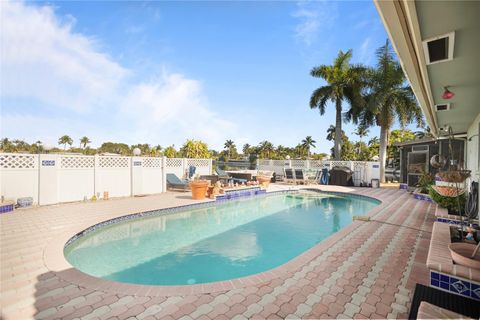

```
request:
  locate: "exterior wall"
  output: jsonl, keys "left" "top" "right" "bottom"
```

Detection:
{"left": 0, "top": 154, "right": 212, "bottom": 205}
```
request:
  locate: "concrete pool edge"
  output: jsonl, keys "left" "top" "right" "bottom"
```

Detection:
{"left": 43, "top": 187, "right": 387, "bottom": 297}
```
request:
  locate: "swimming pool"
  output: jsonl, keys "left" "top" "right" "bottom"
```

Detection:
{"left": 64, "top": 191, "right": 379, "bottom": 285}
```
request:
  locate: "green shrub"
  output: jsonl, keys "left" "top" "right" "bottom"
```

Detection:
{"left": 428, "top": 186, "right": 466, "bottom": 214}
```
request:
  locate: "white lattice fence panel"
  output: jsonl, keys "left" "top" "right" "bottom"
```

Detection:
{"left": 166, "top": 158, "right": 183, "bottom": 168}
{"left": 330, "top": 161, "right": 352, "bottom": 169}
{"left": 290, "top": 160, "right": 307, "bottom": 168}
{"left": 98, "top": 156, "right": 130, "bottom": 168}
{"left": 258, "top": 160, "right": 271, "bottom": 166}
{"left": 271, "top": 160, "right": 286, "bottom": 166}
{"left": 60, "top": 156, "right": 94, "bottom": 169}
{"left": 142, "top": 157, "right": 162, "bottom": 168}
{"left": 309, "top": 160, "right": 324, "bottom": 169}
{"left": 0, "top": 153, "right": 38, "bottom": 169}
{"left": 186, "top": 159, "right": 210, "bottom": 168}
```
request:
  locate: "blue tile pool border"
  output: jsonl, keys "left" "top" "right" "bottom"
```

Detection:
{"left": 430, "top": 270, "right": 480, "bottom": 301}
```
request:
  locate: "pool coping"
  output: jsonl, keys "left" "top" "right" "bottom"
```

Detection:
{"left": 43, "top": 188, "right": 385, "bottom": 297}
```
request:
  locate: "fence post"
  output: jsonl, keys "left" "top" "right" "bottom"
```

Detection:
{"left": 208, "top": 159, "right": 213, "bottom": 175}
{"left": 162, "top": 157, "right": 167, "bottom": 193}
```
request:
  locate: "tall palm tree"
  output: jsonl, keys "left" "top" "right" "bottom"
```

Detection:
{"left": 58, "top": 135, "right": 73, "bottom": 150}
{"left": 80, "top": 136, "right": 91, "bottom": 149}
{"left": 224, "top": 139, "right": 236, "bottom": 158}
{"left": 358, "top": 40, "right": 424, "bottom": 182}
{"left": 310, "top": 49, "right": 366, "bottom": 160}
{"left": 301, "top": 136, "right": 316, "bottom": 158}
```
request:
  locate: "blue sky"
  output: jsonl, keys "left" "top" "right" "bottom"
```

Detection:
{"left": 1, "top": 0, "right": 421, "bottom": 153}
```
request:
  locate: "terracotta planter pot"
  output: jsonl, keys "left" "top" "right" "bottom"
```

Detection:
{"left": 256, "top": 175, "right": 271, "bottom": 187}
{"left": 189, "top": 180, "right": 209, "bottom": 200}
{"left": 448, "top": 243, "right": 480, "bottom": 270}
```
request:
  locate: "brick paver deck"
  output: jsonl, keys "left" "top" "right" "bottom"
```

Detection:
{"left": 0, "top": 186, "right": 435, "bottom": 319}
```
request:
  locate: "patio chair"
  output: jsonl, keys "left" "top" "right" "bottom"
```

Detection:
{"left": 310, "top": 170, "right": 322, "bottom": 184}
{"left": 166, "top": 173, "right": 189, "bottom": 191}
{"left": 294, "top": 169, "right": 307, "bottom": 185}
{"left": 215, "top": 167, "right": 247, "bottom": 184}
{"left": 284, "top": 168, "right": 295, "bottom": 184}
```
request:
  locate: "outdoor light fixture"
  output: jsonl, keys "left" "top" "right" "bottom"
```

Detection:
{"left": 442, "top": 86, "right": 455, "bottom": 99}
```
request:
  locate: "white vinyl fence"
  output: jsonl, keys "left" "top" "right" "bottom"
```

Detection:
{"left": 0, "top": 153, "right": 212, "bottom": 205}
{"left": 257, "top": 159, "right": 380, "bottom": 186}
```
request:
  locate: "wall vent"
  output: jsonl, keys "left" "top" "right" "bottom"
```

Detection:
{"left": 422, "top": 32, "right": 455, "bottom": 65}
{"left": 435, "top": 103, "right": 451, "bottom": 112}
{"left": 412, "top": 145, "right": 429, "bottom": 152}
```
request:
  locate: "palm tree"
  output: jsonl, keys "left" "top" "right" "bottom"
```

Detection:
{"left": 368, "top": 136, "right": 379, "bottom": 146}
{"left": 354, "top": 127, "right": 369, "bottom": 144}
{"left": 242, "top": 143, "right": 251, "bottom": 156}
{"left": 326, "top": 125, "right": 346, "bottom": 142}
{"left": 358, "top": 40, "right": 424, "bottom": 182}
{"left": 414, "top": 126, "right": 433, "bottom": 140}
{"left": 258, "top": 141, "right": 274, "bottom": 159}
{"left": 224, "top": 139, "right": 236, "bottom": 158}
{"left": 80, "top": 136, "right": 91, "bottom": 149}
{"left": 58, "top": 135, "right": 73, "bottom": 150}
{"left": 301, "top": 136, "right": 316, "bottom": 158}
{"left": 310, "top": 49, "right": 366, "bottom": 160}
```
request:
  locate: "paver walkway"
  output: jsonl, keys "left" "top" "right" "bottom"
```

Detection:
{"left": 0, "top": 186, "right": 434, "bottom": 319}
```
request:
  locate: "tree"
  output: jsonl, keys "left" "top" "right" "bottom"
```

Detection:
{"left": 164, "top": 145, "right": 177, "bottom": 158}
{"left": 223, "top": 139, "right": 237, "bottom": 159}
{"left": 415, "top": 126, "right": 433, "bottom": 139}
{"left": 358, "top": 40, "right": 424, "bottom": 182}
{"left": 98, "top": 142, "right": 130, "bottom": 155}
{"left": 257, "top": 141, "right": 274, "bottom": 159}
{"left": 310, "top": 49, "right": 366, "bottom": 160}
{"left": 58, "top": 135, "right": 73, "bottom": 150}
{"left": 242, "top": 143, "right": 251, "bottom": 156}
{"left": 180, "top": 139, "right": 211, "bottom": 159}
{"left": 301, "top": 136, "right": 316, "bottom": 158}
{"left": 80, "top": 136, "right": 91, "bottom": 149}
{"left": 354, "top": 127, "right": 369, "bottom": 144}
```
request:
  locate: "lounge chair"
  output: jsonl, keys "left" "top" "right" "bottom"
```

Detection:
{"left": 284, "top": 168, "right": 295, "bottom": 184}
{"left": 215, "top": 168, "right": 247, "bottom": 184}
{"left": 166, "top": 173, "right": 189, "bottom": 191}
{"left": 294, "top": 169, "right": 307, "bottom": 185}
{"left": 309, "top": 170, "right": 322, "bottom": 184}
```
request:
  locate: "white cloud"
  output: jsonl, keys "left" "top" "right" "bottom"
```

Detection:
{"left": 292, "top": 1, "right": 337, "bottom": 46}
{"left": 0, "top": 1, "right": 237, "bottom": 150}
{"left": 120, "top": 72, "right": 237, "bottom": 148}
{"left": 1, "top": 1, "right": 127, "bottom": 113}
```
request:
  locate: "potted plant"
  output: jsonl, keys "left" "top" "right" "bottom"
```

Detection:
{"left": 189, "top": 175, "right": 209, "bottom": 200}
{"left": 428, "top": 185, "right": 466, "bottom": 215}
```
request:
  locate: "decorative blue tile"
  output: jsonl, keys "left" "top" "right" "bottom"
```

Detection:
{"left": 450, "top": 280, "right": 470, "bottom": 294}
{"left": 471, "top": 284, "right": 480, "bottom": 299}
{"left": 431, "top": 272, "right": 439, "bottom": 280}
{"left": 431, "top": 279, "right": 439, "bottom": 287}
{"left": 440, "top": 282, "right": 450, "bottom": 290}
{"left": 440, "top": 274, "right": 450, "bottom": 283}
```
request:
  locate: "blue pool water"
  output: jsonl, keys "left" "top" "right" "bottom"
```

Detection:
{"left": 64, "top": 192, "right": 379, "bottom": 285}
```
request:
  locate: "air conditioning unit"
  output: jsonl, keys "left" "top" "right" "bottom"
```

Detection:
{"left": 422, "top": 31, "right": 455, "bottom": 65}
{"left": 435, "top": 103, "right": 451, "bottom": 112}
